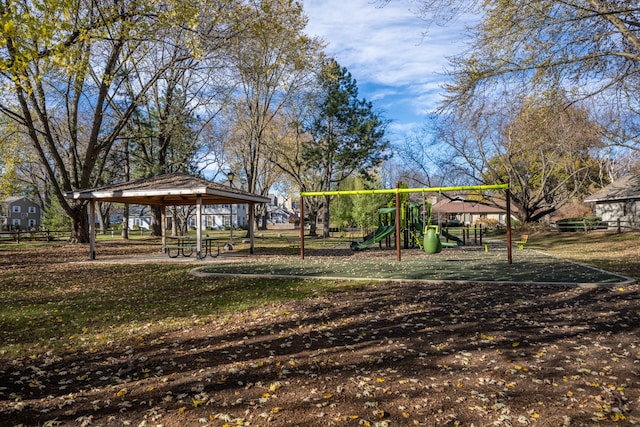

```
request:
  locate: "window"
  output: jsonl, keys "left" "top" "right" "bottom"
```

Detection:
{"left": 28, "top": 219, "right": 36, "bottom": 228}
{"left": 12, "top": 205, "right": 21, "bottom": 213}
{"left": 28, "top": 206, "right": 36, "bottom": 214}
{"left": 12, "top": 219, "right": 20, "bottom": 226}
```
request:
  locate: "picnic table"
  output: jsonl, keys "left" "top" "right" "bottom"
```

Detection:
{"left": 162, "top": 236, "right": 222, "bottom": 259}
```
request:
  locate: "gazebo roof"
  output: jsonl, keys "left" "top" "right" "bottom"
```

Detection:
{"left": 65, "top": 172, "right": 271, "bottom": 206}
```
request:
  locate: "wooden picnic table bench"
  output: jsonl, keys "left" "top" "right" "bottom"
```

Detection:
{"left": 163, "top": 236, "right": 222, "bottom": 258}
{"left": 162, "top": 243, "right": 197, "bottom": 258}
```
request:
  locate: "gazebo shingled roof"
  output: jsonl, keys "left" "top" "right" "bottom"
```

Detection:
{"left": 66, "top": 172, "right": 271, "bottom": 206}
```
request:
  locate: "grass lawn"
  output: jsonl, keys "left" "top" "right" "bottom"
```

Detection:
{"left": 0, "top": 230, "right": 639, "bottom": 426}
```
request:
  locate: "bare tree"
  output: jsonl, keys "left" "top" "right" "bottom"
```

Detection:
{"left": 439, "top": 91, "right": 604, "bottom": 222}
{"left": 223, "top": 0, "right": 322, "bottom": 230}
{"left": 0, "top": 0, "right": 204, "bottom": 242}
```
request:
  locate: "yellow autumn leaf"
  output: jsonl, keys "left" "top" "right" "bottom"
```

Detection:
{"left": 323, "top": 393, "right": 333, "bottom": 399}
{"left": 269, "top": 382, "right": 282, "bottom": 392}
{"left": 193, "top": 399, "right": 204, "bottom": 408}
{"left": 376, "top": 377, "right": 385, "bottom": 383}
{"left": 3, "top": 20, "right": 16, "bottom": 35}
{"left": 512, "top": 342, "right": 520, "bottom": 347}
{"left": 376, "top": 409, "right": 389, "bottom": 418}
{"left": 178, "top": 406, "right": 187, "bottom": 413}
{"left": 116, "top": 389, "right": 128, "bottom": 397}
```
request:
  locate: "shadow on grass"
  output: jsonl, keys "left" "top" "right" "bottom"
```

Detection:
{"left": 2, "top": 277, "right": 639, "bottom": 425}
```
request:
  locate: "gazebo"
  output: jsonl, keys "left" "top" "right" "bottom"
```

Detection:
{"left": 65, "top": 172, "right": 272, "bottom": 259}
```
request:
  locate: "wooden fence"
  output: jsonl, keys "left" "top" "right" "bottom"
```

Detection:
{"left": 0, "top": 230, "right": 71, "bottom": 243}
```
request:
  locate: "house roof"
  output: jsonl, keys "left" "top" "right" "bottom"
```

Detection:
{"left": 584, "top": 175, "right": 640, "bottom": 203}
{"left": 432, "top": 198, "right": 507, "bottom": 214}
{"left": 65, "top": 173, "right": 271, "bottom": 206}
{"left": 2, "top": 196, "right": 34, "bottom": 205}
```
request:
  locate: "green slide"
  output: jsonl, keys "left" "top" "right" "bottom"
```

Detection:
{"left": 351, "top": 225, "right": 396, "bottom": 251}
{"left": 441, "top": 228, "right": 464, "bottom": 245}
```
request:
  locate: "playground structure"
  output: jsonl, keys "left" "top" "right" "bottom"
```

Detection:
{"left": 349, "top": 200, "right": 467, "bottom": 253}
{"left": 299, "top": 183, "right": 513, "bottom": 263}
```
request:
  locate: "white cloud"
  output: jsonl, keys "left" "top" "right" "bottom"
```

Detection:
{"left": 302, "top": 0, "right": 475, "bottom": 141}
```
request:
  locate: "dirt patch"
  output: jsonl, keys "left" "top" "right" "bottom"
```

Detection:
{"left": 1, "top": 238, "right": 639, "bottom": 426}
{"left": 2, "top": 281, "right": 639, "bottom": 426}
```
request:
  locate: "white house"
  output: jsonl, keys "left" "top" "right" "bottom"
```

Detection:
{"left": 124, "top": 203, "right": 249, "bottom": 230}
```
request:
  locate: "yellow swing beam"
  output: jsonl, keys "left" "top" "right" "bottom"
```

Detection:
{"left": 299, "top": 183, "right": 512, "bottom": 263}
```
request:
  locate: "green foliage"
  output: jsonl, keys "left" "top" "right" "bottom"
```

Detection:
{"left": 0, "top": 118, "right": 23, "bottom": 198}
{"left": 304, "top": 58, "right": 390, "bottom": 186}
{"left": 331, "top": 176, "right": 390, "bottom": 228}
{"left": 41, "top": 196, "right": 71, "bottom": 231}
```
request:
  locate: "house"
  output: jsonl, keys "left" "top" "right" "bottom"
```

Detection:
{"left": 431, "top": 197, "right": 509, "bottom": 226}
{"left": 584, "top": 175, "right": 639, "bottom": 229}
{"left": 0, "top": 197, "right": 42, "bottom": 230}
{"left": 121, "top": 203, "right": 249, "bottom": 230}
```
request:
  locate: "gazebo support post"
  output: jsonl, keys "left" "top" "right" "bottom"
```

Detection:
{"left": 196, "top": 194, "right": 202, "bottom": 258}
{"left": 300, "top": 195, "right": 305, "bottom": 259}
{"left": 249, "top": 203, "right": 255, "bottom": 254}
{"left": 161, "top": 207, "right": 166, "bottom": 251}
{"left": 395, "top": 184, "right": 401, "bottom": 262}
{"left": 88, "top": 200, "right": 96, "bottom": 260}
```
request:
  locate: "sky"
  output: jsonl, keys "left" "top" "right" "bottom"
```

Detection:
{"left": 302, "top": 0, "right": 476, "bottom": 145}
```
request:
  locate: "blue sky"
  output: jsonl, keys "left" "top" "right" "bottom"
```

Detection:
{"left": 302, "top": 0, "right": 476, "bottom": 145}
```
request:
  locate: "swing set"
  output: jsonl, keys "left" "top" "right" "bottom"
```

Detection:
{"left": 299, "top": 183, "right": 513, "bottom": 263}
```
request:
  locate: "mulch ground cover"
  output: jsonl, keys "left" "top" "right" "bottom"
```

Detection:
{"left": 1, "top": 241, "right": 639, "bottom": 426}
{"left": 196, "top": 246, "right": 633, "bottom": 285}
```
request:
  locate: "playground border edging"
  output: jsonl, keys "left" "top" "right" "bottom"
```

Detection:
{"left": 189, "top": 268, "right": 637, "bottom": 288}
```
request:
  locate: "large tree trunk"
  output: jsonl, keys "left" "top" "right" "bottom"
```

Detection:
{"left": 307, "top": 211, "right": 318, "bottom": 237}
{"left": 151, "top": 206, "right": 163, "bottom": 236}
{"left": 70, "top": 204, "right": 90, "bottom": 243}
{"left": 97, "top": 203, "right": 106, "bottom": 234}
{"left": 171, "top": 206, "right": 178, "bottom": 237}
{"left": 323, "top": 195, "right": 331, "bottom": 238}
